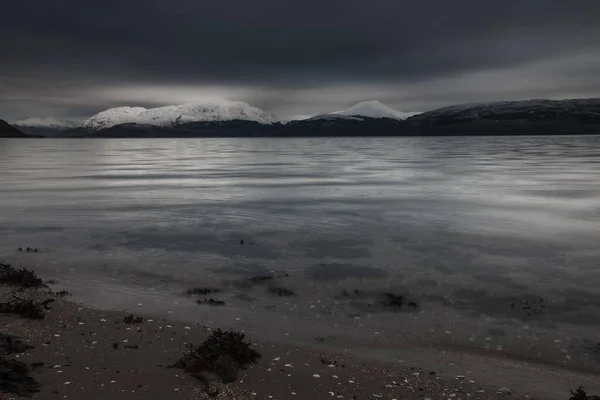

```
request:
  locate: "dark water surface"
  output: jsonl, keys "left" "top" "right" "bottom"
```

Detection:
{"left": 1, "top": 137, "right": 600, "bottom": 371}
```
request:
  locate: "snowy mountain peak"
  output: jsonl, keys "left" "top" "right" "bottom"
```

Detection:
{"left": 13, "top": 117, "right": 77, "bottom": 129}
{"left": 333, "top": 100, "right": 421, "bottom": 120}
{"left": 82, "top": 101, "right": 274, "bottom": 131}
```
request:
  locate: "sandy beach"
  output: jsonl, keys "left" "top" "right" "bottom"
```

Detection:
{"left": 2, "top": 263, "right": 600, "bottom": 400}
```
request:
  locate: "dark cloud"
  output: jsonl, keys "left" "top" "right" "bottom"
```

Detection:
{"left": 2, "top": 0, "right": 600, "bottom": 119}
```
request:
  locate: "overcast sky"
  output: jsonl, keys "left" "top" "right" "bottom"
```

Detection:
{"left": 3, "top": 0, "right": 600, "bottom": 121}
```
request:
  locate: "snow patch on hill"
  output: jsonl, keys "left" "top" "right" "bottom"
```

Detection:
{"left": 82, "top": 101, "right": 274, "bottom": 131}
{"left": 333, "top": 100, "right": 421, "bottom": 120}
{"left": 13, "top": 117, "right": 77, "bottom": 129}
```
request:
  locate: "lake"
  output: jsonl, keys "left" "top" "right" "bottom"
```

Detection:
{"left": 1, "top": 136, "right": 600, "bottom": 370}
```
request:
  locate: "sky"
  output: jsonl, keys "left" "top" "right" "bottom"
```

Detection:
{"left": 2, "top": 0, "right": 600, "bottom": 121}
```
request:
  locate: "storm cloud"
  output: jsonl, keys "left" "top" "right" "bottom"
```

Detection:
{"left": 2, "top": 0, "right": 600, "bottom": 120}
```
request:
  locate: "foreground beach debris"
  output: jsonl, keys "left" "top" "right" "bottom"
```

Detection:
{"left": 185, "top": 287, "right": 222, "bottom": 296}
{"left": 122, "top": 314, "right": 144, "bottom": 324}
{"left": 267, "top": 286, "right": 295, "bottom": 297}
{"left": 172, "top": 329, "right": 261, "bottom": 395}
{"left": 570, "top": 388, "right": 600, "bottom": 400}
{"left": 197, "top": 298, "right": 226, "bottom": 306}
{"left": 0, "top": 333, "right": 34, "bottom": 355}
{"left": 0, "top": 263, "right": 46, "bottom": 288}
{"left": 1, "top": 261, "right": 599, "bottom": 399}
{"left": 0, "top": 333, "right": 40, "bottom": 396}
{"left": 0, "top": 357, "right": 41, "bottom": 396}
{"left": 0, "top": 296, "right": 54, "bottom": 319}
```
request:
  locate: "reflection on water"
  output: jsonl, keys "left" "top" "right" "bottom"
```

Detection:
{"left": 1, "top": 136, "right": 600, "bottom": 370}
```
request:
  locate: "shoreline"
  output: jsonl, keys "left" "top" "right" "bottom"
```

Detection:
{"left": 1, "top": 267, "right": 600, "bottom": 399}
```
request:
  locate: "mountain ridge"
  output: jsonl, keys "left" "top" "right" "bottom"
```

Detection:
{"left": 0, "top": 119, "right": 40, "bottom": 138}
{"left": 332, "top": 100, "right": 421, "bottom": 120}
{"left": 8, "top": 97, "right": 600, "bottom": 138}
{"left": 82, "top": 101, "right": 275, "bottom": 131}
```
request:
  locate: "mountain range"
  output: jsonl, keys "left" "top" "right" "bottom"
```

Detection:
{"left": 7, "top": 98, "right": 600, "bottom": 138}
{"left": 0, "top": 119, "right": 38, "bottom": 138}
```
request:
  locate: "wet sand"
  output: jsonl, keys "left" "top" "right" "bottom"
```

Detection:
{"left": 2, "top": 282, "right": 600, "bottom": 400}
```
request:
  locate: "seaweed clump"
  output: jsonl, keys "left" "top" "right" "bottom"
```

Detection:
{"left": 0, "top": 263, "right": 46, "bottom": 288}
{"left": 0, "top": 333, "right": 34, "bottom": 356}
{"left": 267, "top": 287, "right": 295, "bottom": 297}
{"left": 570, "top": 388, "right": 600, "bottom": 400}
{"left": 249, "top": 275, "right": 273, "bottom": 283}
{"left": 0, "top": 297, "right": 54, "bottom": 320}
{"left": 0, "top": 357, "right": 40, "bottom": 396}
{"left": 123, "top": 315, "right": 144, "bottom": 324}
{"left": 197, "top": 298, "right": 226, "bottom": 306}
{"left": 380, "top": 293, "right": 418, "bottom": 310}
{"left": 172, "top": 330, "right": 261, "bottom": 395}
{"left": 185, "top": 287, "right": 221, "bottom": 296}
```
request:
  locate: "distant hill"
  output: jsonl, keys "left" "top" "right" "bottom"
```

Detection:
{"left": 0, "top": 119, "right": 40, "bottom": 137}
{"left": 13, "top": 117, "right": 77, "bottom": 137}
{"left": 54, "top": 97, "right": 600, "bottom": 137}
{"left": 405, "top": 98, "right": 600, "bottom": 135}
{"left": 332, "top": 100, "right": 421, "bottom": 120}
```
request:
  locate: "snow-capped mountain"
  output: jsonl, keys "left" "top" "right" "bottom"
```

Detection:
{"left": 13, "top": 117, "right": 77, "bottom": 129}
{"left": 82, "top": 101, "right": 274, "bottom": 131}
{"left": 332, "top": 100, "right": 421, "bottom": 120}
{"left": 307, "top": 114, "right": 363, "bottom": 121}
{"left": 278, "top": 115, "right": 313, "bottom": 124}
{"left": 13, "top": 117, "right": 79, "bottom": 137}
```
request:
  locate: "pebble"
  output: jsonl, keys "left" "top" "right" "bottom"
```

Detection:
{"left": 313, "top": 374, "right": 321, "bottom": 378}
{"left": 456, "top": 375, "right": 465, "bottom": 380}
{"left": 498, "top": 387, "right": 512, "bottom": 395}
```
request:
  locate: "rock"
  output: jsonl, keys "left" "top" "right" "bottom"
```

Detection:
{"left": 498, "top": 387, "right": 512, "bottom": 395}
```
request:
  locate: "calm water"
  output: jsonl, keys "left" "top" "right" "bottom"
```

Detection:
{"left": 1, "top": 137, "right": 600, "bottom": 370}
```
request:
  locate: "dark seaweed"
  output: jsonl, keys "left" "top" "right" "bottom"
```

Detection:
{"left": 123, "top": 315, "right": 144, "bottom": 324}
{"left": 197, "top": 298, "right": 226, "bottom": 306}
{"left": 570, "top": 388, "right": 600, "bottom": 400}
{"left": 0, "top": 357, "right": 40, "bottom": 396}
{"left": 0, "top": 297, "right": 54, "bottom": 320}
{"left": 0, "top": 263, "right": 46, "bottom": 288}
{"left": 172, "top": 329, "right": 261, "bottom": 395}
{"left": 267, "top": 287, "right": 295, "bottom": 297}
{"left": 185, "top": 287, "right": 221, "bottom": 296}
{"left": 0, "top": 333, "right": 34, "bottom": 356}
